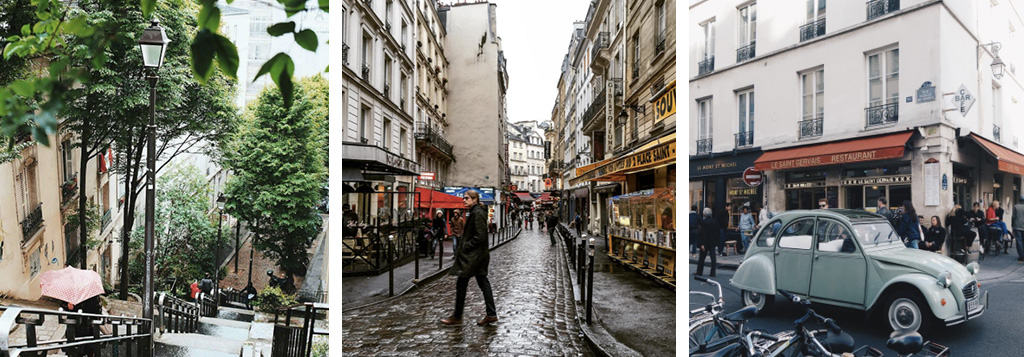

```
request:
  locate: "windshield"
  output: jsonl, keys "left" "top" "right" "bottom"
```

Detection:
{"left": 853, "top": 222, "right": 902, "bottom": 247}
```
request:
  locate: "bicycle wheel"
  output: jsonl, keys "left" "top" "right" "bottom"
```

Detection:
{"left": 689, "top": 318, "right": 737, "bottom": 352}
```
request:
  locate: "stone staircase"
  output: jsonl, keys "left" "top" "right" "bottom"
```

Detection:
{"left": 155, "top": 306, "right": 256, "bottom": 357}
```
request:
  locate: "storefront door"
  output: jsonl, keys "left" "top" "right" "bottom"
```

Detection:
{"left": 786, "top": 188, "right": 828, "bottom": 210}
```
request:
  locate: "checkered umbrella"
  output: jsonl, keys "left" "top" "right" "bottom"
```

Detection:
{"left": 39, "top": 267, "right": 105, "bottom": 306}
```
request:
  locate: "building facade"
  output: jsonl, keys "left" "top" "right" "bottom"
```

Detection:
{"left": 507, "top": 121, "right": 547, "bottom": 192}
{"left": 413, "top": 0, "right": 454, "bottom": 191}
{"left": 689, "top": 0, "right": 1024, "bottom": 250}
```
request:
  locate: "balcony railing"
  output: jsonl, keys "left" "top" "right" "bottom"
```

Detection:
{"left": 696, "top": 138, "right": 712, "bottom": 155}
{"left": 361, "top": 65, "right": 370, "bottom": 81}
{"left": 342, "top": 43, "right": 349, "bottom": 66}
{"left": 591, "top": 31, "right": 609, "bottom": 65}
{"left": 994, "top": 124, "right": 1002, "bottom": 142}
{"left": 698, "top": 56, "right": 715, "bottom": 76}
{"left": 735, "top": 131, "right": 754, "bottom": 148}
{"left": 867, "top": 0, "right": 899, "bottom": 20}
{"left": 655, "top": 37, "right": 666, "bottom": 55}
{"left": 736, "top": 41, "right": 756, "bottom": 63}
{"left": 21, "top": 204, "right": 43, "bottom": 243}
{"left": 799, "top": 117, "right": 823, "bottom": 138}
{"left": 865, "top": 102, "right": 898, "bottom": 127}
{"left": 101, "top": 208, "right": 112, "bottom": 230}
{"left": 582, "top": 87, "right": 607, "bottom": 131}
{"left": 800, "top": 18, "right": 826, "bottom": 42}
{"left": 631, "top": 66, "right": 639, "bottom": 81}
{"left": 414, "top": 124, "right": 454, "bottom": 160}
{"left": 61, "top": 174, "right": 78, "bottom": 205}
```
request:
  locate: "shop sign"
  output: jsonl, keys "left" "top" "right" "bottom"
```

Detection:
{"left": 763, "top": 147, "right": 905, "bottom": 170}
{"left": 572, "top": 141, "right": 675, "bottom": 185}
{"left": 948, "top": 84, "right": 975, "bottom": 117}
{"left": 653, "top": 82, "right": 676, "bottom": 123}
{"left": 743, "top": 167, "right": 763, "bottom": 187}
{"left": 953, "top": 176, "right": 969, "bottom": 185}
{"left": 942, "top": 174, "right": 948, "bottom": 190}
{"left": 839, "top": 175, "right": 912, "bottom": 186}
{"left": 728, "top": 187, "right": 759, "bottom": 196}
{"left": 385, "top": 150, "right": 419, "bottom": 173}
{"left": 785, "top": 181, "right": 826, "bottom": 189}
{"left": 419, "top": 172, "right": 435, "bottom": 181}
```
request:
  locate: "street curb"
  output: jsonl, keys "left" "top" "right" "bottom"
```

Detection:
{"left": 342, "top": 228, "right": 524, "bottom": 313}
{"left": 555, "top": 224, "right": 640, "bottom": 357}
{"left": 688, "top": 258, "right": 741, "bottom": 270}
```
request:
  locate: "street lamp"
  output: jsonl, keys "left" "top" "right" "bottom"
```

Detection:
{"left": 138, "top": 18, "right": 169, "bottom": 357}
{"left": 214, "top": 194, "right": 226, "bottom": 305}
{"left": 980, "top": 42, "right": 1005, "bottom": 79}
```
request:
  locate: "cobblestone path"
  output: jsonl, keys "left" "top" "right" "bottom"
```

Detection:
{"left": 343, "top": 227, "right": 592, "bottom": 356}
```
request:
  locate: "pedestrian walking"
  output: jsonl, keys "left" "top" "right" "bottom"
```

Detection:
{"left": 738, "top": 206, "right": 755, "bottom": 253}
{"left": 922, "top": 216, "right": 945, "bottom": 252}
{"left": 970, "top": 202, "right": 988, "bottom": 252}
{"left": 876, "top": 198, "right": 893, "bottom": 220}
{"left": 200, "top": 273, "right": 214, "bottom": 295}
{"left": 689, "top": 205, "right": 700, "bottom": 256}
{"left": 1012, "top": 199, "right": 1024, "bottom": 262}
{"left": 946, "top": 204, "right": 974, "bottom": 256}
{"left": 696, "top": 208, "right": 719, "bottom": 277}
{"left": 190, "top": 280, "right": 200, "bottom": 301}
{"left": 451, "top": 209, "right": 465, "bottom": 252}
{"left": 897, "top": 200, "right": 922, "bottom": 249}
{"left": 64, "top": 296, "right": 107, "bottom": 357}
{"left": 546, "top": 210, "right": 559, "bottom": 246}
{"left": 573, "top": 213, "right": 583, "bottom": 237}
{"left": 441, "top": 190, "right": 498, "bottom": 327}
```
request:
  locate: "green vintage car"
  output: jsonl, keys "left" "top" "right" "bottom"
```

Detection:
{"left": 730, "top": 209, "right": 987, "bottom": 332}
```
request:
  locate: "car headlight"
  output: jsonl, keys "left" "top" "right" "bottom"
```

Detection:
{"left": 936, "top": 271, "right": 952, "bottom": 288}
{"left": 966, "top": 262, "right": 980, "bottom": 275}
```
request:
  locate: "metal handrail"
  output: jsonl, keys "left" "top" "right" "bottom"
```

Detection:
{"left": 0, "top": 305, "right": 151, "bottom": 357}
{"left": 864, "top": 102, "right": 898, "bottom": 127}
{"left": 799, "top": 116, "right": 824, "bottom": 138}
{"left": 590, "top": 31, "right": 609, "bottom": 65}
{"left": 582, "top": 86, "right": 607, "bottom": 130}
{"left": 157, "top": 292, "right": 200, "bottom": 334}
{"left": 696, "top": 138, "right": 713, "bottom": 155}
{"left": 698, "top": 56, "right": 715, "bottom": 76}
{"left": 800, "top": 17, "right": 826, "bottom": 42}
{"left": 271, "top": 303, "right": 329, "bottom": 357}
{"left": 736, "top": 41, "right": 756, "bottom": 63}
{"left": 414, "top": 124, "right": 454, "bottom": 159}
{"left": 196, "top": 293, "right": 218, "bottom": 318}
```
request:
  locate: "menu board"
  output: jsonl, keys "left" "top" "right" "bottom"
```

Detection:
{"left": 925, "top": 161, "right": 940, "bottom": 206}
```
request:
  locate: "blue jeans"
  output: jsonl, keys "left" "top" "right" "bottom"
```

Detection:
{"left": 1015, "top": 230, "right": 1024, "bottom": 259}
{"left": 906, "top": 239, "right": 920, "bottom": 249}
{"left": 740, "top": 232, "right": 752, "bottom": 252}
{"left": 989, "top": 221, "right": 1010, "bottom": 237}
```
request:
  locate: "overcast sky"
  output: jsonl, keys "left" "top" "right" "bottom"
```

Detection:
{"left": 492, "top": 0, "right": 591, "bottom": 124}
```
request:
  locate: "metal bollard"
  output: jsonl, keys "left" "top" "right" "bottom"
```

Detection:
{"left": 414, "top": 231, "right": 419, "bottom": 280}
{"left": 587, "top": 237, "right": 595, "bottom": 324}
{"left": 578, "top": 236, "right": 586, "bottom": 288}
{"left": 388, "top": 234, "right": 395, "bottom": 297}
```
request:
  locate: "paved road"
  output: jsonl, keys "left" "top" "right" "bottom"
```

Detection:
{"left": 343, "top": 228, "right": 592, "bottom": 356}
{"left": 688, "top": 263, "right": 1024, "bottom": 356}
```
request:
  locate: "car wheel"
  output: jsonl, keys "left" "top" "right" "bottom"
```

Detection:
{"left": 885, "top": 292, "right": 932, "bottom": 333}
{"left": 742, "top": 290, "right": 772, "bottom": 313}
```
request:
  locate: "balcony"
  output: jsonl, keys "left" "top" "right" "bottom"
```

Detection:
{"left": 799, "top": 117, "right": 823, "bottom": 138}
{"left": 735, "top": 131, "right": 754, "bottom": 148}
{"left": 548, "top": 160, "right": 565, "bottom": 174}
{"left": 61, "top": 174, "right": 78, "bottom": 206}
{"left": 736, "top": 41, "right": 756, "bottom": 63}
{"left": 696, "top": 138, "right": 712, "bottom": 155}
{"left": 800, "top": 18, "right": 826, "bottom": 42}
{"left": 867, "top": 0, "right": 899, "bottom": 21}
{"left": 582, "top": 87, "right": 607, "bottom": 133}
{"left": 590, "top": 31, "right": 610, "bottom": 72}
{"left": 21, "top": 204, "right": 43, "bottom": 243}
{"left": 342, "top": 43, "right": 349, "bottom": 66}
{"left": 655, "top": 37, "right": 666, "bottom": 56}
{"left": 101, "top": 208, "right": 112, "bottom": 231}
{"left": 361, "top": 65, "right": 370, "bottom": 81}
{"left": 698, "top": 56, "right": 715, "bottom": 76}
{"left": 631, "top": 67, "right": 639, "bottom": 81}
{"left": 994, "top": 124, "right": 1002, "bottom": 142}
{"left": 383, "top": 83, "right": 390, "bottom": 98}
{"left": 865, "top": 102, "right": 898, "bottom": 128}
{"left": 414, "top": 124, "right": 454, "bottom": 161}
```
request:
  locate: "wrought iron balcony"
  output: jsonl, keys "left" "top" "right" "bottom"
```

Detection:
{"left": 994, "top": 124, "right": 1002, "bottom": 142}
{"left": 101, "top": 208, "right": 112, "bottom": 231}
{"left": 735, "top": 131, "right": 754, "bottom": 148}
{"left": 342, "top": 43, "right": 349, "bottom": 66}
{"left": 655, "top": 37, "right": 666, "bottom": 55}
{"left": 696, "top": 138, "right": 712, "bottom": 155}
{"left": 865, "top": 102, "right": 898, "bottom": 128}
{"left": 582, "top": 87, "right": 607, "bottom": 132}
{"left": 21, "top": 204, "right": 43, "bottom": 243}
{"left": 61, "top": 174, "right": 78, "bottom": 205}
{"left": 800, "top": 18, "right": 826, "bottom": 42}
{"left": 361, "top": 65, "right": 370, "bottom": 81}
{"left": 799, "top": 117, "right": 823, "bottom": 138}
{"left": 698, "top": 56, "right": 715, "bottom": 76}
{"left": 736, "top": 41, "right": 756, "bottom": 63}
{"left": 867, "top": 0, "right": 899, "bottom": 20}
{"left": 590, "top": 31, "right": 609, "bottom": 68}
{"left": 548, "top": 160, "right": 565, "bottom": 173}
{"left": 631, "top": 67, "right": 639, "bottom": 81}
{"left": 383, "top": 83, "right": 390, "bottom": 98}
{"left": 414, "top": 124, "right": 454, "bottom": 160}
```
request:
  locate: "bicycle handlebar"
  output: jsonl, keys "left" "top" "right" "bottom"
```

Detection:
{"left": 694, "top": 275, "right": 709, "bottom": 283}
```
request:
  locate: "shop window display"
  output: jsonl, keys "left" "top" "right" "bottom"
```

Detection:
{"left": 607, "top": 187, "right": 676, "bottom": 287}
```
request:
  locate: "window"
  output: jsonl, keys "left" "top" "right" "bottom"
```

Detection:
{"left": 385, "top": 0, "right": 393, "bottom": 29}
{"left": 817, "top": 219, "right": 856, "bottom": 253}
{"left": 15, "top": 161, "right": 39, "bottom": 222}
{"left": 701, "top": 20, "right": 715, "bottom": 61}
{"left": 655, "top": 1, "right": 666, "bottom": 52}
{"left": 631, "top": 32, "right": 640, "bottom": 80}
{"left": 698, "top": 98, "right": 713, "bottom": 139}
{"left": 801, "top": 0, "right": 827, "bottom": 41}
{"left": 61, "top": 139, "right": 75, "bottom": 183}
{"left": 737, "top": 89, "right": 754, "bottom": 147}
{"left": 360, "top": 105, "right": 371, "bottom": 142}
{"left": 866, "top": 47, "right": 899, "bottom": 126}
{"left": 800, "top": 68, "right": 825, "bottom": 137}
{"left": 383, "top": 118, "right": 392, "bottom": 149}
{"left": 993, "top": 83, "right": 1002, "bottom": 141}
{"left": 807, "top": 0, "right": 826, "bottom": 20}
{"left": 383, "top": 56, "right": 392, "bottom": 98}
{"left": 362, "top": 32, "right": 373, "bottom": 80}
{"left": 756, "top": 219, "right": 780, "bottom": 247}
{"left": 738, "top": 3, "right": 756, "bottom": 47}
{"left": 401, "top": 21, "right": 408, "bottom": 50}
{"left": 400, "top": 127, "right": 408, "bottom": 157}
{"left": 779, "top": 218, "right": 815, "bottom": 250}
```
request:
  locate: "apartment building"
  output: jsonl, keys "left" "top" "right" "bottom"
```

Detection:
{"left": 413, "top": 0, "right": 454, "bottom": 191}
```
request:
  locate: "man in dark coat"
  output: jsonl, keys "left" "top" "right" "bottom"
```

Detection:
{"left": 546, "top": 210, "right": 559, "bottom": 246}
{"left": 696, "top": 208, "right": 719, "bottom": 277}
{"left": 441, "top": 190, "right": 498, "bottom": 326}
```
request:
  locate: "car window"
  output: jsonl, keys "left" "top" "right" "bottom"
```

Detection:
{"left": 853, "top": 222, "right": 902, "bottom": 247}
{"left": 816, "top": 219, "right": 857, "bottom": 253}
{"left": 755, "top": 220, "right": 780, "bottom": 247}
{"left": 778, "top": 218, "right": 815, "bottom": 250}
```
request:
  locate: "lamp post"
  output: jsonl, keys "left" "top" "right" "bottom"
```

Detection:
{"left": 980, "top": 42, "right": 1006, "bottom": 79}
{"left": 215, "top": 194, "right": 226, "bottom": 306}
{"left": 138, "top": 18, "right": 169, "bottom": 357}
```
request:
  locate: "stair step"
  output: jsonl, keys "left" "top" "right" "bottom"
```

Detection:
{"left": 156, "top": 333, "right": 243, "bottom": 356}
{"left": 199, "top": 317, "right": 251, "bottom": 341}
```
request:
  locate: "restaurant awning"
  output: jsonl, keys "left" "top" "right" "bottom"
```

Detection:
{"left": 754, "top": 131, "right": 913, "bottom": 171}
{"left": 536, "top": 192, "right": 554, "bottom": 203}
{"left": 514, "top": 192, "right": 535, "bottom": 202}
{"left": 415, "top": 187, "right": 464, "bottom": 210}
{"left": 968, "top": 133, "right": 1024, "bottom": 175}
{"left": 342, "top": 141, "right": 421, "bottom": 177}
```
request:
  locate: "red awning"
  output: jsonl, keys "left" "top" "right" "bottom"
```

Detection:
{"left": 415, "top": 187, "right": 464, "bottom": 210}
{"left": 754, "top": 131, "right": 913, "bottom": 171}
{"left": 969, "top": 133, "right": 1024, "bottom": 175}
{"left": 536, "top": 192, "right": 554, "bottom": 202}
{"left": 514, "top": 192, "right": 535, "bottom": 202}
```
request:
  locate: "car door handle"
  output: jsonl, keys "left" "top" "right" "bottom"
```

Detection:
{"left": 814, "top": 255, "right": 820, "bottom": 260}
{"left": 774, "top": 251, "right": 780, "bottom": 256}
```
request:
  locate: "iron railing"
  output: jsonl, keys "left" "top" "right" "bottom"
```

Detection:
{"left": 591, "top": 31, "right": 609, "bottom": 65}
{"left": 696, "top": 138, "right": 712, "bottom": 155}
{"left": 197, "top": 292, "right": 218, "bottom": 318}
{"left": 219, "top": 287, "right": 253, "bottom": 309}
{"left": 631, "top": 66, "right": 639, "bottom": 81}
{"left": 582, "top": 87, "right": 607, "bottom": 130}
{"left": 61, "top": 174, "right": 78, "bottom": 206}
{"left": 865, "top": 102, "right": 898, "bottom": 127}
{"left": 655, "top": 37, "right": 666, "bottom": 55}
{"left": 414, "top": 124, "right": 454, "bottom": 159}
{"left": 994, "top": 124, "right": 1002, "bottom": 142}
{"left": 101, "top": 208, "right": 112, "bottom": 231}
{"left": 800, "top": 18, "right": 826, "bottom": 42}
{"left": 698, "top": 56, "right": 714, "bottom": 75}
{"left": 271, "top": 303, "right": 328, "bottom": 357}
{"left": 342, "top": 217, "right": 421, "bottom": 275}
{"left": 799, "top": 117, "right": 824, "bottom": 138}
{"left": 156, "top": 292, "right": 200, "bottom": 334}
{"left": 736, "top": 41, "right": 756, "bottom": 63}
{"left": 867, "top": 0, "right": 899, "bottom": 20}
{"left": 734, "top": 131, "right": 754, "bottom": 148}
{"left": 361, "top": 65, "right": 370, "bottom": 81}
{"left": 342, "top": 43, "right": 349, "bottom": 66}
{"left": 21, "top": 204, "right": 43, "bottom": 243}
{"left": 0, "top": 305, "right": 152, "bottom": 357}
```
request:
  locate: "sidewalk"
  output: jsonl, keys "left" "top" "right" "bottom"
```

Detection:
{"left": 341, "top": 239, "right": 456, "bottom": 308}
{"left": 559, "top": 224, "right": 676, "bottom": 357}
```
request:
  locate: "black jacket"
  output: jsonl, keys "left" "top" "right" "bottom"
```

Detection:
{"left": 450, "top": 204, "right": 490, "bottom": 277}
{"left": 923, "top": 226, "right": 946, "bottom": 251}
{"left": 700, "top": 216, "right": 720, "bottom": 247}
{"left": 546, "top": 214, "right": 558, "bottom": 230}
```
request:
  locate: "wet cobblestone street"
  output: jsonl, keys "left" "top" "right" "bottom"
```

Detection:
{"left": 343, "top": 227, "right": 592, "bottom": 356}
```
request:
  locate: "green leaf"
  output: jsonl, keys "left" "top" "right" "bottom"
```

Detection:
{"left": 214, "top": 34, "right": 239, "bottom": 79}
{"left": 293, "top": 29, "right": 317, "bottom": 52}
{"left": 191, "top": 30, "right": 218, "bottom": 82}
{"left": 318, "top": 0, "right": 329, "bottom": 12}
{"left": 141, "top": 0, "right": 156, "bottom": 19}
{"left": 32, "top": 126, "right": 49, "bottom": 146}
{"left": 277, "top": 70, "right": 293, "bottom": 108}
{"left": 4, "top": 42, "right": 25, "bottom": 60}
{"left": 10, "top": 80, "right": 34, "bottom": 97}
{"left": 21, "top": 24, "right": 30, "bottom": 37}
{"left": 254, "top": 53, "right": 293, "bottom": 83}
{"left": 65, "top": 16, "right": 95, "bottom": 37}
{"left": 198, "top": 5, "right": 221, "bottom": 31}
{"left": 267, "top": 21, "right": 295, "bottom": 36}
